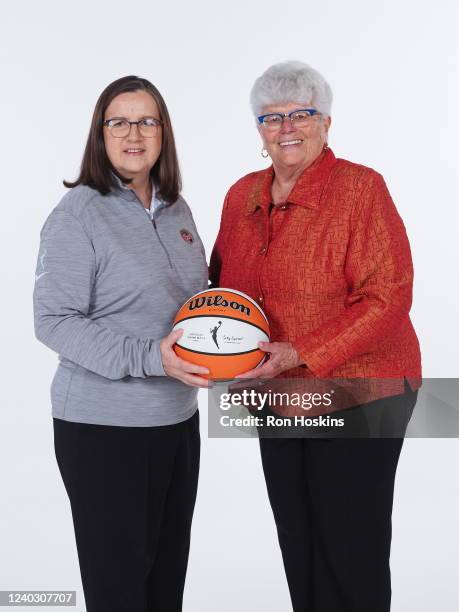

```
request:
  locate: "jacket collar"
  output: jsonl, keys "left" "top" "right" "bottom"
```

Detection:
{"left": 246, "top": 147, "right": 337, "bottom": 214}
{"left": 111, "top": 173, "right": 138, "bottom": 202}
{"left": 111, "top": 173, "right": 168, "bottom": 210}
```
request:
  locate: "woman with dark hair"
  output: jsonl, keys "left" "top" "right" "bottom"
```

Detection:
{"left": 33, "top": 76, "right": 209, "bottom": 612}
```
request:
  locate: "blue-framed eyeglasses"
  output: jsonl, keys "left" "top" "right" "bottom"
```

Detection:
{"left": 257, "top": 108, "right": 321, "bottom": 130}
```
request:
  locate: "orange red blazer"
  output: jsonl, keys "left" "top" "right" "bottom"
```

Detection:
{"left": 210, "top": 148, "right": 422, "bottom": 399}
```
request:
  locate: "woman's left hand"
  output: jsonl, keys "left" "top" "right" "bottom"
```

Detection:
{"left": 235, "top": 341, "right": 303, "bottom": 379}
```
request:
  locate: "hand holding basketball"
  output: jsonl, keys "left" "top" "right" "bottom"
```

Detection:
{"left": 160, "top": 329, "right": 210, "bottom": 388}
{"left": 235, "top": 341, "right": 303, "bottom": 379}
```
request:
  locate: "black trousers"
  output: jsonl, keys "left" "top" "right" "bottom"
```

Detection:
{"left": 259, "top": 386, "right": 417, "bottom": 612}
{"left": 53, "top": 411, "right": 200, "bottom": 612}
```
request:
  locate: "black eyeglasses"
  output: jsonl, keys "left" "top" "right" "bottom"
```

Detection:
{"left": 103, "top": 117, "right": 163, "bottom": 138}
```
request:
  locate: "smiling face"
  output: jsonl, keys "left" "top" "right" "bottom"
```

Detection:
{"left": 258, "top": 102, "right": 331, "bottom": 173}
{"left": 103, "top": 90, "right": 162, "bottom": 182}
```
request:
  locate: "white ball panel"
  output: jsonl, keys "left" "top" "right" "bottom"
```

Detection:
{"left": 173, "top": 316, "right": 269, "bottom": 355}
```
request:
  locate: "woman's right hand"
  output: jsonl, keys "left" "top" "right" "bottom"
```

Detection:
{"left": 160, "top": 329, "right": 210, "bottom": 388}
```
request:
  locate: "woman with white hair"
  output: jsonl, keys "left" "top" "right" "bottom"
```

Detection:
{"left": 210, "top": 61, "right": 421, "bottom": 611}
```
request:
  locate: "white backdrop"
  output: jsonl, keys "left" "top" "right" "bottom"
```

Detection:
{"left": 1, "top": 0, "right": 458, "bottom": 610}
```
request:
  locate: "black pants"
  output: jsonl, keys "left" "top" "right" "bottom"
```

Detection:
{"left": 53, "top": 411, "right": 200, "bottom": 612}
{"left": 259, "top": 387, "right": 417, "bottom": 612}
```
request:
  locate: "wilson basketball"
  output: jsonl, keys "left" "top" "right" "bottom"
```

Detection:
{"left": 172, "top": 288, "right": 270, "bottom": 380}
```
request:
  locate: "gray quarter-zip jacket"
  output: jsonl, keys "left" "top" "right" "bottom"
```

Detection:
{"left": 33, "top": 183, "right": 208, "bottom": 426}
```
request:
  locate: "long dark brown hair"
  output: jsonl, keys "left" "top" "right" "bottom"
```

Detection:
{"left": 64, "top": 76, "right": 181, "bottom": 204}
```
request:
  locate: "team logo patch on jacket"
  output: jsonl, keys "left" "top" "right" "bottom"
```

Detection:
{"left": 180, "top": 229, "right": 194, "bottom": 243}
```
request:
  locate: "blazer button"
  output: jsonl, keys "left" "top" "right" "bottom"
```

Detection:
{"left": 258, "top": 296, "right": 264, "bottom": 304}
{"left": 260, "top": 247, "right": 267, "bottom": 254}
{"left": 279, "top": 204, "right": 288, "bottom": 210}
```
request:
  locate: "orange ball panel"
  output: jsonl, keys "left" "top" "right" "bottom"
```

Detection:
{"left": 174, "top": 289, "right": 269, "bottom": 336}
{"left": 174, "top": 345, "right": 265, "bottom": 380}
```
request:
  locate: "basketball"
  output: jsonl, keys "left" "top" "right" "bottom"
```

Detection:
{"left": 172, "top": 288, "right": 270, "bottom": 380}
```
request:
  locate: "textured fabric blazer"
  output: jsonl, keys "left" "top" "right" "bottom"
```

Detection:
{"left": 210, "top": 148, "right": 421, "bottom": 400}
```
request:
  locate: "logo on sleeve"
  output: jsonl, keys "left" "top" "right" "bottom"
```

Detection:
{"left": 180, "top": 229, "right": 194, "bottom": 244}
{"left": 35, "top": 249, "right": 49, "bottom": 282}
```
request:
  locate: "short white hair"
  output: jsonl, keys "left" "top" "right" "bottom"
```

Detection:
{"left": 250, "top": 61, "right": 333, "bottom": 118}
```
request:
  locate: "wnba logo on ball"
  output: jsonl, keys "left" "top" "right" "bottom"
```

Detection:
{"left": 210, "top": 321, "right": 222, "bottom": 349}
{"left": 188, "top": 294, "right": 251, "bottom": 316}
